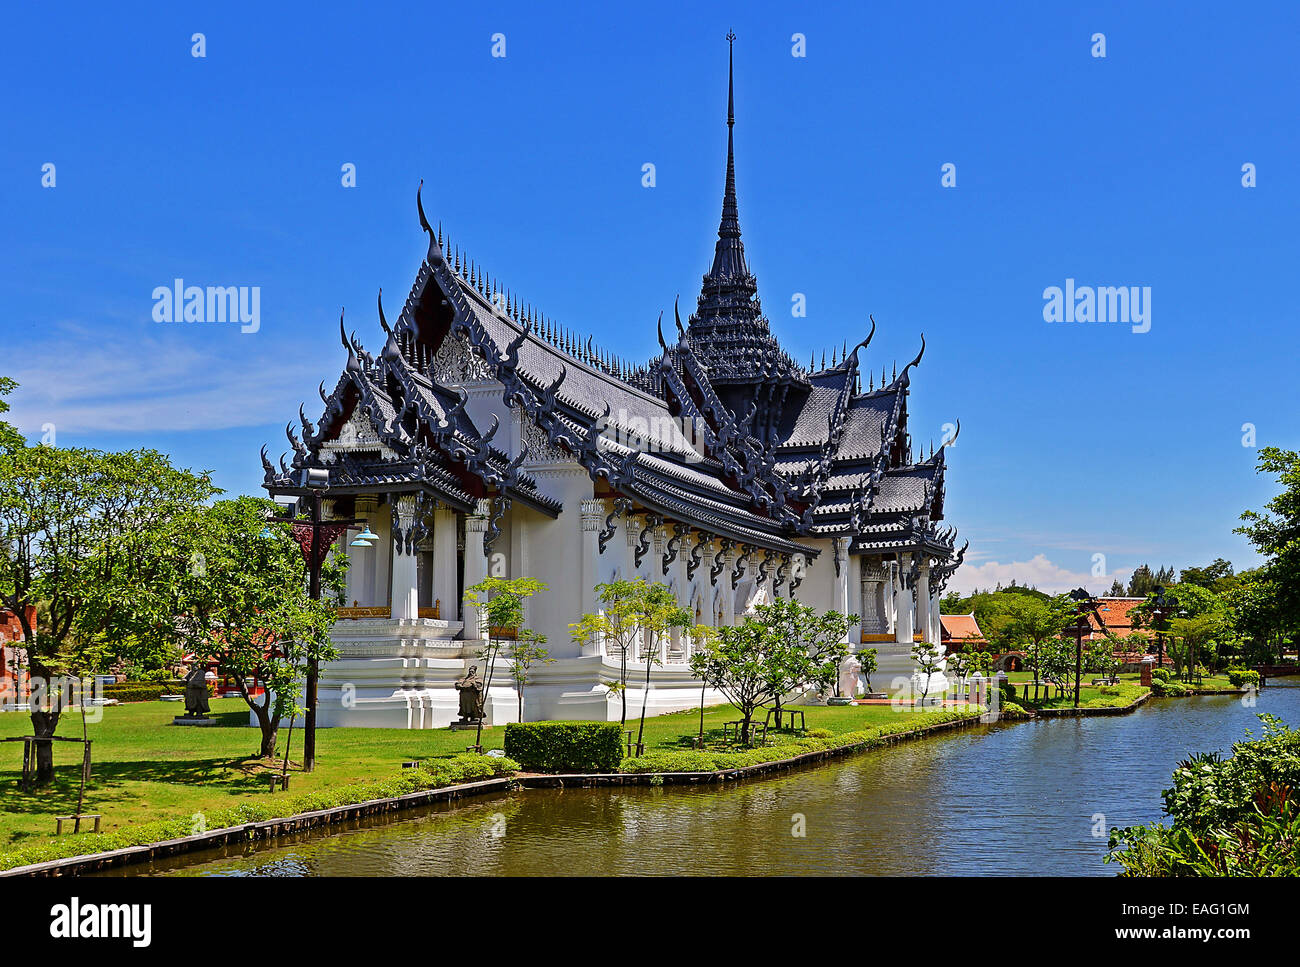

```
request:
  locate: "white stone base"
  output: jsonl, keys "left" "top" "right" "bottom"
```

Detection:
{"left": 254, "top": 617, "right": 727, "bottom": 729}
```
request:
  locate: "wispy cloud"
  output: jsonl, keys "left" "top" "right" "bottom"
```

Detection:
{"left": 949, "top": 554, "right": 1133, "bottom": 597}
{"left": 6, "top": 322, "right": 334, "bottom": 435}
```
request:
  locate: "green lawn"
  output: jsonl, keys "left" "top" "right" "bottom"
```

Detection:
{"left": 0, "top": 696, "right": 950, "bottom": 851}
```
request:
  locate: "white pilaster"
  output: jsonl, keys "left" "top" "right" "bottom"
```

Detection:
{"left": 433, "top": 505, "right": 458, "bottom": 622}
{"left": 917, "top": 561, "right": 932, "bottom": 645}
{"left": 580, "top": 498, "right": 604, "bottom": 621}
{"left": 390, "top": 495, "right": 419, "bottom": 621}
{"left": 462, "top": 498, "right": 492, "bottom": 640}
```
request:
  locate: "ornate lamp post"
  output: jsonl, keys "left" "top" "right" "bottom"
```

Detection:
{"left": 266, "top": 468, "right": 375, "bottom": 772}
{"left": 1150, "top": 586, "right": 1170, "bottom": 672}
{"left": 1068, "top": 588, "right": 1094, "bottom": 708}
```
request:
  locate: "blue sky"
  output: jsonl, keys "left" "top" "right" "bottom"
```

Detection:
{"left": 2, "top": 1, "right": 1295, "bottom": 595}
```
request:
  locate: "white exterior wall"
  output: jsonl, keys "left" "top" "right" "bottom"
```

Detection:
{"left": 294, "top": 384, "right": 947, "bottom": 727}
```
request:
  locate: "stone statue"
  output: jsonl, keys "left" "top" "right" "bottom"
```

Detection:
{"left": 454, "top": 665, "right": 484, "bottom": 722}
{"left": 183, "top": 665, "right": 210, "bottom": 718}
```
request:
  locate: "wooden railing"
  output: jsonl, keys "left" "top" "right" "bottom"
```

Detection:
{"left": 335, "top": 606, "right": 389, "bottom": 619}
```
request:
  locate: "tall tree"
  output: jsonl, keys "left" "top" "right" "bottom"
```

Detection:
{"left": 1236, "top": 447, "right": 1300, "bottom": 646}
{"left": 993, "top": 594, "right": 1077, "bottom": 703}
{"left": 464, "top": 576, "right": 547, "bottom": 750}
{"left": 0, "top": 445, "right": 214, "bottom": 783}
{"left": 153, "top": 497, "right": 343, "bottom": 759}
{"left": 570, "top": 578, "right": 652, "bottom": 727}
{"left": 0, "top": 377, "right": 23, "bottom": 453}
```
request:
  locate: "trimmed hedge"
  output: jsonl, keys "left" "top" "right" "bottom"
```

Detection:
{"left": 619, "top": 707, "right": 979, "bottom": 774}
{"left": 1150, "top": 668, "right": 1172, "bottom": 684}
{"left": 0, "top": 752, "right": 517, "bottom": 873}
{"left": 1227, "top": 669, "right": 1261, "bottom": 688}
{"left": 1150, "top": 679, "right": 1187, "bottom": 697}
{"left": 99, "top": 685, "right": 180, "bottom": 703}
{"left": 504, "top": 721, "right": 624, "bottom": 773}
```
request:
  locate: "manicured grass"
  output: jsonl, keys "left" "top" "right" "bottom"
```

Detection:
{"left": 0, "top": 696, "right": 954, "bottom": 853}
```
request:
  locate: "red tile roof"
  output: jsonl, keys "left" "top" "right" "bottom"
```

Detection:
{"left": 941, "top": 613, "right": 986, "bottom": 644}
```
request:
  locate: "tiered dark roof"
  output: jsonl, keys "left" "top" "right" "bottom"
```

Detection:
{"left": 263, "top": 37, "right": 962, "bottom": 574}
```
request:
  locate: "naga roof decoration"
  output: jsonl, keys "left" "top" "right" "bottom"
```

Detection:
{"left": 262, "top": 37, "right": 960, "bottom": 569}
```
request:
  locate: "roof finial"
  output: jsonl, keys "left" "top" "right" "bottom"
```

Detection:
{"left": 707, "top": 31, "right": 746, "bottom": 279}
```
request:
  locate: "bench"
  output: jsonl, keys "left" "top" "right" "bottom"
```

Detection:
{"left": 55, "top": 814, "right": 101, "bottom": 835}
{"left": 723, "top": 720, "right": 769, "bottom": 745}
{"left": 765, "top": 708, "right": 806, "bottom": 732}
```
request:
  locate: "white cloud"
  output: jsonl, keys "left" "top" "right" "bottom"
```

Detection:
{"left": 948, "top": 553, "right": 1133, "bottom": 597}
{"left": 5, "top": 324, "right": 334, "bottom": 435}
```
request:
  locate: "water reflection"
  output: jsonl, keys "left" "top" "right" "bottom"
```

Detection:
{"left": 134, "top": 682, "right": 1298, "bottom": 877}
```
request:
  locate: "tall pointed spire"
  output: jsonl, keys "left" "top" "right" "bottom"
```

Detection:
{"left": 709, "top": 30, "right": 747, "bottom": 281}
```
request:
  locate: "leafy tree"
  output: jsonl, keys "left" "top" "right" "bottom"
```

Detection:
{"left": 0, "top": 445, "right": 214, "bottom": 784}
{"left": 1226, "top": 571, "right": 1286, "bottom": 664}
{"left": 939, "top": 590, "right": 964, "bottom": 614}
{"left": 752, "top": 597, "right": 852, "bottom": 724}
{"left": 464, "top": 576, "right": 547, "bottom": 750}
{"left": 689, "top": 603, "right": 852, "bottom": 745}
{"left": 686, "top": 624, "right": 718, "bottom": 747}
{"left": 910, "top": 641, "right": 945, "bottom": 705}
{"left": 1029, "top": 635, "right": 1076, "bottom": 700}
{"left": 1106, "top": 579, "right": 1127, "bottom": 597}
{"left": 0, "top": 377, "right": 23, "bottom": 453}
{"left": 570, "top": 579, "right": 649, "bottom": 727}
{"left": 1127, "top": 564, "right": 1176, "bottom": 597}
{"left": 858, "top": 646, "right": 879, "bottom": 693}
{"left": 1167, "top": 613, "right": 1227, "bottom": 681}
{"left": 506, "top": 634, "right": 552, "bottom": 722}
{"left": 1086, "top": 636, "right": 1122, "bottom": 683}
{"left": 157, "top": 497, "right": 344, "bottom": 759}
{"left": 994, "top": 594, "right": 1076, "bottom": 703}
{"left": 628, "top": 582, "right": 691, "bottom": 754}
{"left": 1179, "top": 558, "right": 1237, "bottom": 594}
{"left": 1237, "top": 448, "right": 1300, "bottom": 654}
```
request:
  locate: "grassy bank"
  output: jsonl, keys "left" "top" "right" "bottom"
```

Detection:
{"left": 0, "top": 696, "right": 959, "bottom": 862}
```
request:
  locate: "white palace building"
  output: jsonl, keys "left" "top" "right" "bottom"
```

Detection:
{"left": 261, "top": 41, "right": 964, "bottom": 728}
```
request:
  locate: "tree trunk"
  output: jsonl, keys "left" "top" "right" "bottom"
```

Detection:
{"left": 620, "top": 650, "right": 628, "bottom": 727}
{"left": 635, "top": 648, "right": 653, "bottom": 753}
{"left": 774, "top": 696, "right": 784, "bottom": 730}
{"left": 29, "top": 708, "right": 60, "bottom": 785}
{"left": 251, "top": 705, "right": 279, "bottom": 759}
{"left": 741, "top": 710, "right": 753, "bottom": 747}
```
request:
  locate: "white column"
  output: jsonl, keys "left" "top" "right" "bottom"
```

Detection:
{"left": 580, "top": 498, "right": 604, "bottom": 620}
{"left": 929, "top": 588, "right": 941, "bottom": 647}
{"left": 390, "top": 495, "right": 419, "bottom": 620}
{"left": 433, "top": 505, "right": 458, "bottom": 622}
{"left": 886, "top": 560, "right": 898, "bottom": 635}
{"left": 917, "top": 561, "right": 932, "bottom": 645}
{"left": 896, "top": 561, "right": 915, "bottom": 645}
{"left": 833, "top": 537, "right": 851, "bottom": 624}
{"left": 462, "top": 499, "right": 491, "bottom": 641}
{"left": 721, "top": 546, "right": 736, "bottom": 625}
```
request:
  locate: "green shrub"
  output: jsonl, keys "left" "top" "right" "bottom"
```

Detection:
{"left": 1107, "top": 716, "right": 1300, "bottom": 875}
{"left": 1227, "top": 670, "right": 1261, "bottom": 688}
{"left": 1150, "top": 668, "right": 1171, "bottom": 684}
{"left": 503, "top": 721, "right": 624, "bottom": 772}
{"left": 806, "top": 728, "right": 834, "bottom": 739}
{"left": 100, "top": 685, "right": 179, "bottom": 703}
{"left": 1000, "top": 681, "right": 1016, "bottom": 701}
{"left": 1000, "top": 702, "right": 1030, "bottom": 718}
{"left": 1151, "top": 680, "right": 1187, "bottom": 697}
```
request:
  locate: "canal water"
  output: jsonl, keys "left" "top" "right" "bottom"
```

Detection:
{"left": 133, "top": 681, "right": 1299, "bottom": 877}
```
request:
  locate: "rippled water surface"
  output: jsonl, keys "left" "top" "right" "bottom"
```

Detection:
{"left": 130, "top": 682, "right": 1299, "bottom": 877}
